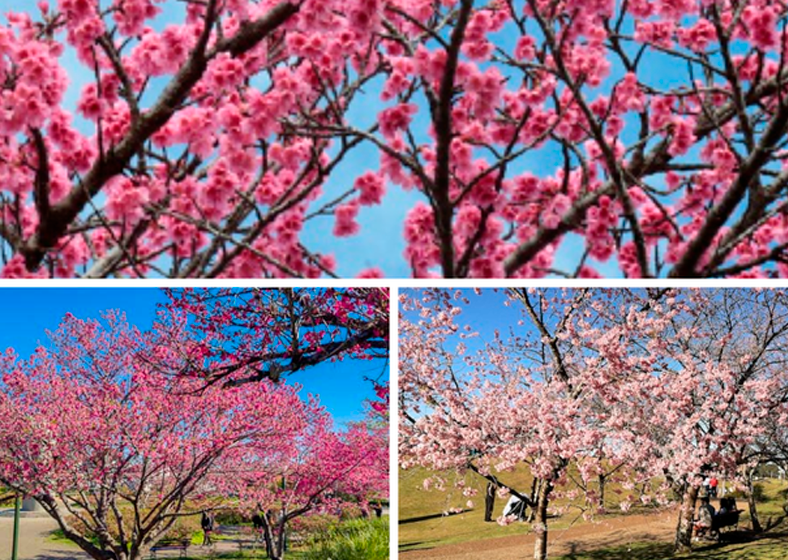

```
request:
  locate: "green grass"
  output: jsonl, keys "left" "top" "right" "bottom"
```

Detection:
{"left": 553, "top": 530, "right": 788, "bottom": 560}
{"left": 399, "top": 465, "right": 539, "bottom": 550}
{"left": 400, "top": 466, "right": 788, "bottom": 559}
{"left": 301, "top": 517, "right": 389, "bottom": 560}
{"left": 399, "top": 465, "right": 655, "bottom": 551}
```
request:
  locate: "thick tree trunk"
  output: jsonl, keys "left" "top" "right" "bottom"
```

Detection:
{"left": 484, "top": 481, "right": 496, "bottom": 522}
{"left": 746, "top": 471, "right": 763, "bottom": 533}
{"left": 532, "top": 478, "right": 552, "bottom": 560}
{"left": 674, "top": 483, "right": 699, "bottom": 553}
{"left": 260, "top": 512, "right": 279, "bottom": 560}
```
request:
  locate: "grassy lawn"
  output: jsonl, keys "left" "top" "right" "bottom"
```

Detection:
{"left": 400, "top": 466, "right": 788, "bottom": 559}
{"left": 399, "top": 466, "right": 537, "bottom": 550}
{"left": 553, "top": 530, "right": 788, "bottom": 560}
{"left": 399, "top": 465, "right": 668, "bottom": 551}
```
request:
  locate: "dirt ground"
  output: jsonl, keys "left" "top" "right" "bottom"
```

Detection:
{"left": 400, "top": 509, "right": 678, "bottom": 560}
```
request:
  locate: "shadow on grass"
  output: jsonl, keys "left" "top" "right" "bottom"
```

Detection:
{"left": 400, "top": 512, "right": 458, "bottom": 525}
{"left": 557, "top": 525, "right": 788, "bottom": 560}
{"left": 560, "top": 537, "right": 674, "bottom": 560}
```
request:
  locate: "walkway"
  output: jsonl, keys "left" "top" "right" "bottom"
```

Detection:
{"left": 0, "top": 514, "right": 90, "bottom": 560}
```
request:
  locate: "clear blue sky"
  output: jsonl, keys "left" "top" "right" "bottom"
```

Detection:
{"left": 0, "top": 2, "right": 735, "bottom": 277}
{"left": 0, "top": 288, "right": 381, "bottom": 426}
{"left": 401, "top": 288, "right": 525, "bottom": 359}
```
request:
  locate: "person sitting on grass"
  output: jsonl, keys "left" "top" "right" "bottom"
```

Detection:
{"left": 694, "top": 495, "right": 716, "bottom": 540}
{"left": 201, "top": 511, "right": 215, "bottom": 546}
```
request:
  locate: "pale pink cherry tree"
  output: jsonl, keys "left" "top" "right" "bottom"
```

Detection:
{"left": 618, "top": 289, "right": 788, "bottom": 550}
{"left": 400, "top": 287, "right": 788, "bottom": 558}
{"left": 146, "top": 287, "right": 389, "bottom": 387}
{"left": 0, "top": 311, "right": 325, "bottom": 560}
{"left": 399, "top": 288, "right": 674, "bottom": 560}
{"left": 9, "top": 2, "right": 788, "bottom": 278}
{"left": 226, "top": 412, "right": 390, "bottom": 560}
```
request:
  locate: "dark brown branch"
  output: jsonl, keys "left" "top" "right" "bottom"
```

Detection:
{"left": 20, "top": 1, "right": 299, "bottom": 271}
{"left": 432, "top": 0, "right": 474, "bottom": 278}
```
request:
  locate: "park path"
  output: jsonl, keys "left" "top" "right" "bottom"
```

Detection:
{"left": 400, "top": 508, "right": 678, "bottom": 560}
{"left": 0, "top": 514, "right": 91, "bottom": 560}
{"left": 0, "top": 513, "right": 254, "bottom": 560}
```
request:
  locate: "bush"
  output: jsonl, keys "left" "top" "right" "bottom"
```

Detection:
{"left": 164, "top": 515, "right": 201, "bottom": 544}
{"left": 215, "top": 508, "right": 247, "bottom": 526}
{"left": 291, "top": 513, "right": 339, "bottom": 538}
{"left": 752, "top": 483, "right": 767, "bottom": 503}
{"left": 302, "top": 517, "right": 388, "bottom": 560}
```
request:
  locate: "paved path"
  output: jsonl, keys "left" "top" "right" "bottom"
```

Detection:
{"left": 0, "top": 515, "right": 90, "bottom": 560}
{"left": 0, "top": 514, "right": 253, "bottom": 560}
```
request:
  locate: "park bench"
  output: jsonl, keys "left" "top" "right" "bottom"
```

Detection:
{"left": 712, "top": 497, "right": 743, "bottom": 536}
{"left": 694, "top": 497, "right": 743, "bottom": 541}
{"left": 149, "top": 538, "right": 190, "bottom": 558}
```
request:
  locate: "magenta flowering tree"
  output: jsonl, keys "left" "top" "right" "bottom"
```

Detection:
{"left": 7, "top": 1, "right": 788, "bottom": 278}
{"left": 228, "top": 413, "right": 389, "bottom": 560}
{"left": 0, "top": 307, "right": 389, "bottom": 560}
{"left": 400, "top": 288, "right": 788, "bottom": 559}
{"left": 0, "top": 311, "right": 316, "bottom": 560}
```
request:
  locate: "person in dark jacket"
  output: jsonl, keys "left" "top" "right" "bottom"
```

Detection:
{"left": 201, "top": 511, "right": 215, "bottom": 545}
{"left": 251, "top": 512, "right": 265, "bottom": 542}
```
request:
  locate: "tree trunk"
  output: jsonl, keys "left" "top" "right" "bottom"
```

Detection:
{"left": 747, "top": 471, "right": 763, "bottom": 533}
{"left": 260, "top": 512, "right": 279, "bottom": 560}
{"left": 527, "top": 478, "right": 539, "bottom": 523}
{"left": 674, "top": 483, "right": 699, "bottom": 553}
{"left": 484, "top": 481, "right": 496, "bottom": 522}
{"left": 532, "top": 478, "right": 552, "bottom": 560}
{"left": 276, "top": 522, "right": 287, "bottom": 560}
{"left": 598, "top": 474, "right": 606, "bottom": 510}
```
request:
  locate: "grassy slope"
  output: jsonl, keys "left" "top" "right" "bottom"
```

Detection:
{"left": 400, "top": 467, "right": 788, "bottom": 558}
{"left": 399, "top": 465, "right": 537, "bottom": 550}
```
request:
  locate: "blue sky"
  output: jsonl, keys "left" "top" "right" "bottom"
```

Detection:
{"left": 0, "top": 2, "right": 753, "bottom": 277}
{"left": 0, "top": 287, "right": 381, "bottom": 426}
{"left": 401, "top": 288, "right": 528, "bottom": 359}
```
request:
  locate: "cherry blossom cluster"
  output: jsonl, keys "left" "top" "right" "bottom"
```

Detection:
{"left": 3, "top": 1, "right": 788, "bottom": 276}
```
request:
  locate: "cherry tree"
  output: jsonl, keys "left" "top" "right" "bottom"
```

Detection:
{"left": 7, "top": 1, "right": 788, "bottom": 278}
{"left": 228, "top": 415, "right": 389, "bottom": 560}
{"left": 0, "top": 306, "right": 388, "bottom": 560}
{"left": 400, "top": 288, "right": 788, "bottom": 559}
{"left": 400, "top": 288, "right": 656, "bottom": 560}
{"left": 0, "top": 311, "right": 317, "bottom": 559}
{"left": 600, "top": 289, "right": 788, "bottom": 550}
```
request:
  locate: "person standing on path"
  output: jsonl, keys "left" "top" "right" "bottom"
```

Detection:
{"left": 201, "top": 511, "right": 215, "bottom": 546}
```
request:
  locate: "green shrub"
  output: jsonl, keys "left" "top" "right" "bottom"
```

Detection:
{"left": 302, "top": 517, "right": 388, "bottom": 560}
{"left": 215, "top": 508, "right": 247, "bottom": 526}
{"left": 753, "top": 483, "right": 767, "bottom": 503}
